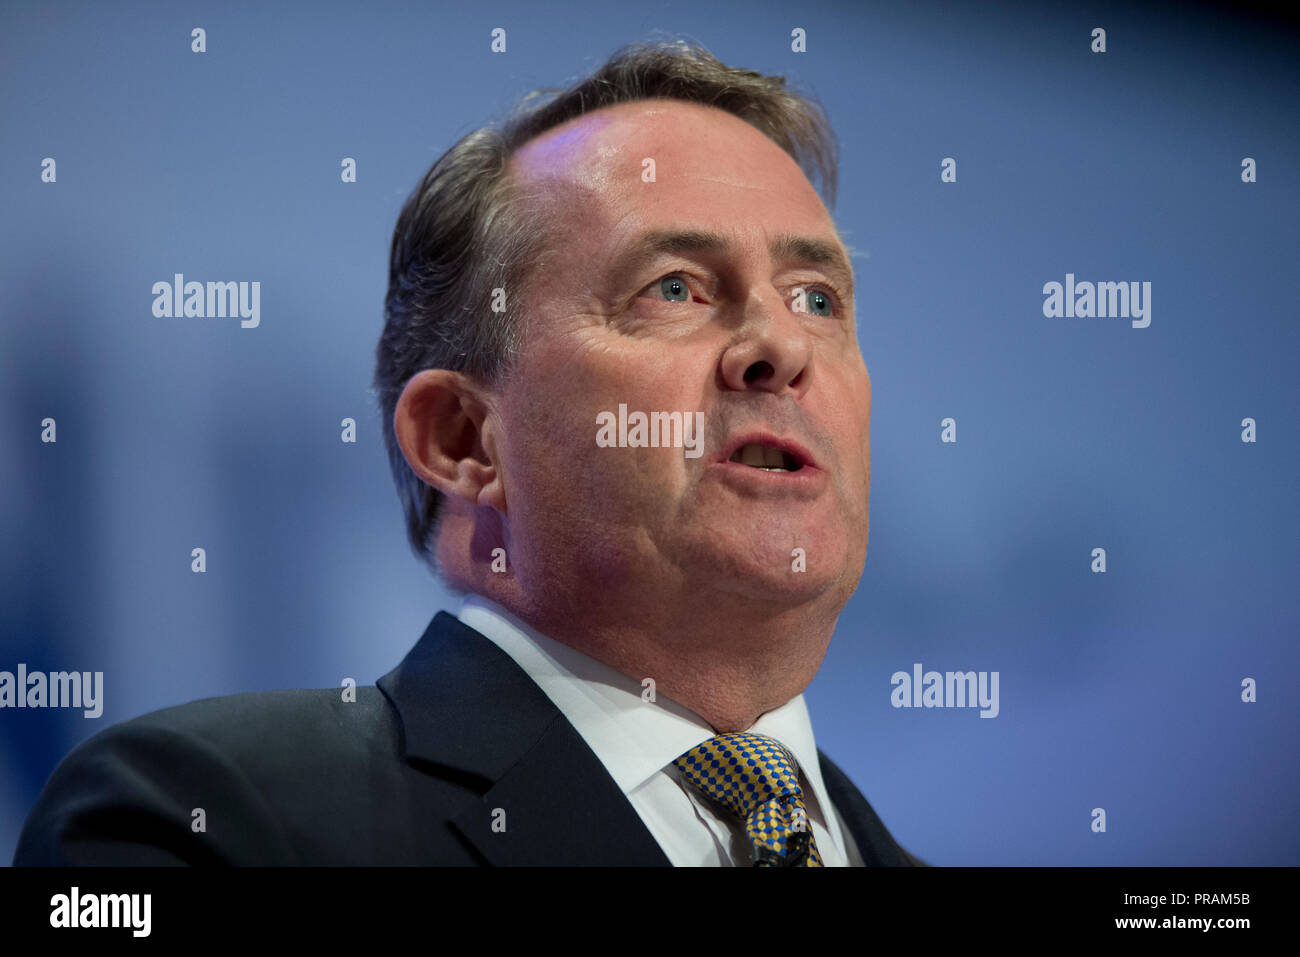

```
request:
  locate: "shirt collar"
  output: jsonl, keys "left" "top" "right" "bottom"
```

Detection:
{"left": 455, "top": 593, "right": 839, "bottom": 835}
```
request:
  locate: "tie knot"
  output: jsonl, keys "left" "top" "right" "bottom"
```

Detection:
{"left": 672, "top": 731, "right": 804, "bottom": 820}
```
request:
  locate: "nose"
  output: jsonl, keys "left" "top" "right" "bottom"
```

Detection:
{"left": 718, "top": 286, "right": 814, "bottom": 400}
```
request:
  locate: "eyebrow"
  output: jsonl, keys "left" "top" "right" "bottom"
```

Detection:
{"left": 612, "top": 228, "right": 855, "bottom": 300}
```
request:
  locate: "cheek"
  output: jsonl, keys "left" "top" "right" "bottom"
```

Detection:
{"left": 824, "top": 372, "right": 871, "bottom": 494}
{"left": 503, "top": 346, "right": 688, "bottom": 520}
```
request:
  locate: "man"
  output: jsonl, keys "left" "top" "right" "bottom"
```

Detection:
{"left": 15, "top": 40, "right": 921, "bottom": 866}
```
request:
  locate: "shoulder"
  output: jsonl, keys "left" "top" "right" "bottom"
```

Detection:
{"left": 14, "top": 686, "right": 398, "bottom": 865}
{"left": 102, "top": 685, "right": 395, "bottom": 764}
{"left": 48, "top": 685, "right": 398, "bottom": 791}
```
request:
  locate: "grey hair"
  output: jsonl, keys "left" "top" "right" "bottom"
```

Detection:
{"left": 373, "top": 38, "right": 840, "bottom": 576}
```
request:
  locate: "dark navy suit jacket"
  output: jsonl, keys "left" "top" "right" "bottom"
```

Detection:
{"left": 14, "top": 612, "right": 923, "bottom": 866}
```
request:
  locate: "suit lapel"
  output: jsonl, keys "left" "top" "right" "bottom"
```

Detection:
{"left": 818, "top": 749, "right": 918, "bottom": 866}
{"left": 449, "top": 712, "right": 671, "bottom": 865}
{"left": 377, "top": 612, "right": 670, "bottom": 866}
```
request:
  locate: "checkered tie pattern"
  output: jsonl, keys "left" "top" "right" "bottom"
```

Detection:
{"left": 673, "top": 731, "right": 823, "bottom": 867}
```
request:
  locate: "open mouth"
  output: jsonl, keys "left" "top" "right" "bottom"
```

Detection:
{"left": 727, "top": 443, "right": 803, "bottom": 472}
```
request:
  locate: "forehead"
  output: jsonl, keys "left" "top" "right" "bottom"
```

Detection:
{"left": 507, "top": 99, "right": 836, "bottom": 242}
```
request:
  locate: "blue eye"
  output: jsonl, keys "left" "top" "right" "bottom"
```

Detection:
{"left": 796, "top": 286, "right": 836, "bottom": 317}
{"left": 807, "top": 289, "right": 832, "bottom": 316}
{"left": 658, "top": 275, "right": 689, "bottom": 301}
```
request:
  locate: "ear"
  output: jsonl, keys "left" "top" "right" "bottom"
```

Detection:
{"left": 393, "top": 369, "right": 506, "bottom": 514}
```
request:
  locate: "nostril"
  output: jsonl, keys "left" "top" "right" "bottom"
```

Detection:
{"left": 743, "top": 360, "right": 774, "bottom": 385}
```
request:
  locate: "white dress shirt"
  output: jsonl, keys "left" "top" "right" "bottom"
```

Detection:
{"left": 457, "top": 593, "right": 864, "bottom": 866}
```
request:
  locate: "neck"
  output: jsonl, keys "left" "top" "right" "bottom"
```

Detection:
{"left": 441, "top": 515, "right": 843, "bottom": 731}
{"left": 517, "top": 595, "right": 838, "bottom": 732}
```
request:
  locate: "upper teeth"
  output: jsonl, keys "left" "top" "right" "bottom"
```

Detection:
{"left": 730, "top": 444, "right": 797, "bottom": 470}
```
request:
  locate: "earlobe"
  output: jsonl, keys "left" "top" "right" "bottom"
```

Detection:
{"left": 394, "top": 370, "right": 503, "bottom": 512}
{"left": 472, "top": 412, "right": 508, "bottom": 513}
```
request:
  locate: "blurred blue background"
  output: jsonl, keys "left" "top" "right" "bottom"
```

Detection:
{"left": 2, "top": 0, "right": 1297, "bottom": 865}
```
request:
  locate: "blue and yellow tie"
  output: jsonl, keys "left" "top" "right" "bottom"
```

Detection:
{"left": 673, "top": 731, "right": 823, "bottom": 867}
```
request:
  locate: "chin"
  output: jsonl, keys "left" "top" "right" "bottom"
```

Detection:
{"left": 705, "top": 539, "right": 849, "bottom": 605}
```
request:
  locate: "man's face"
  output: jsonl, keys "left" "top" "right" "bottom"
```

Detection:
{"left": 494, "top": 100, "right": 871, "bottom": 610}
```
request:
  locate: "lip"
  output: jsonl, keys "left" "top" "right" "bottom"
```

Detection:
{"left": 715, "top": 432, "right": 822, "bottom": 472}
